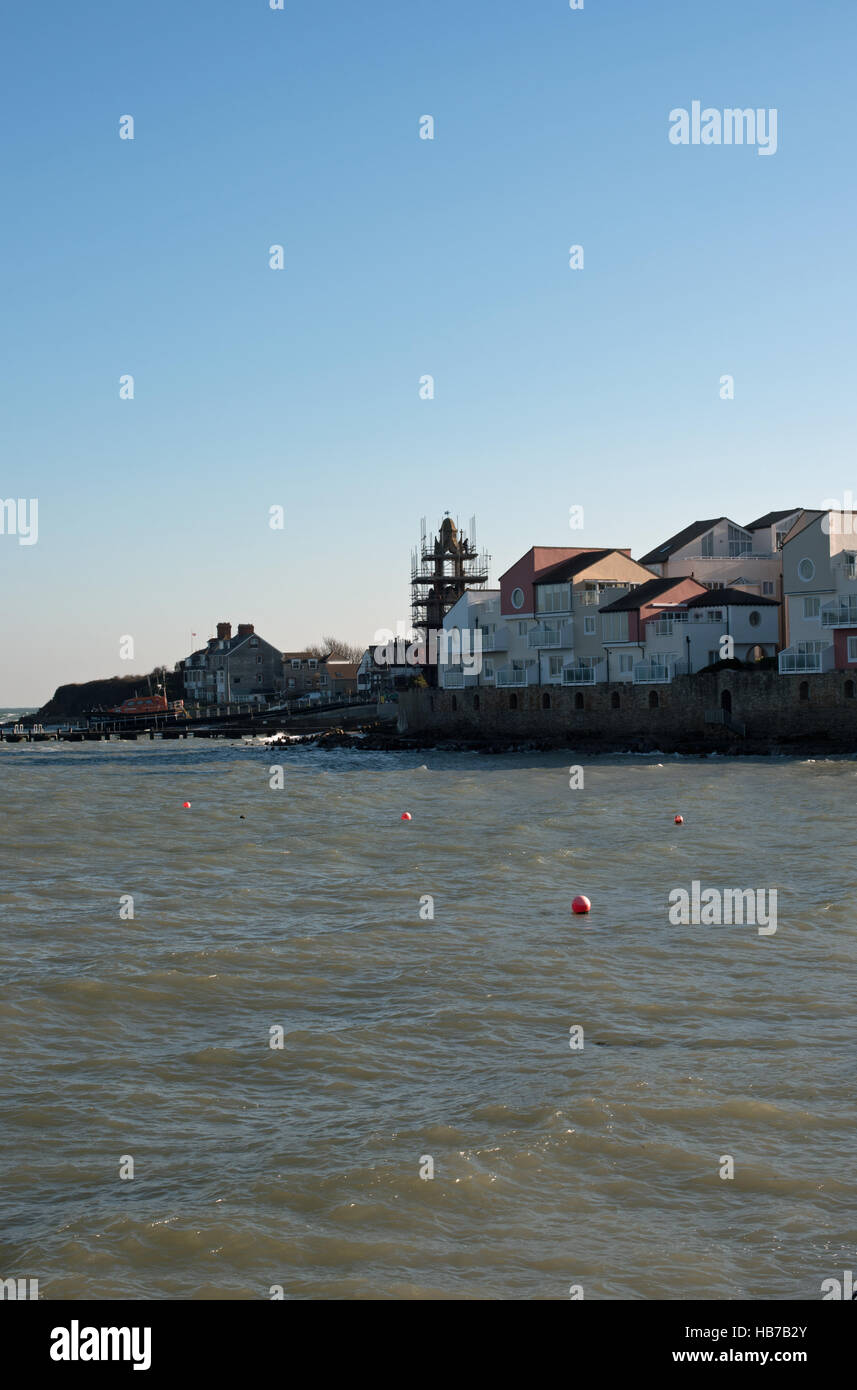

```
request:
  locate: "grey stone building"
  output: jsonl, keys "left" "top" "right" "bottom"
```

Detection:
{"left": 181, "top": 622, "right": 284, "bottom": 705}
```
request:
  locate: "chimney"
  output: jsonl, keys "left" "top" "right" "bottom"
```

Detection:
{"left": 236, "top": 623, "right": 255, "bottom": 637}
{"left": 216, "top": 621, "right": 232, "bottom": 641}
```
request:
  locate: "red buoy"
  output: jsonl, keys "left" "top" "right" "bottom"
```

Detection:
{"left": 401, "top": 812, "right": 412, "bottom": 821}
{"left": 572, "top": 895, "right": 591, "bottom": 915}
{"left": 674, "top": 814, "right": 684, "bottom": 824}
{"left": 182, "top": 801, "right": 191, "bottom": 809}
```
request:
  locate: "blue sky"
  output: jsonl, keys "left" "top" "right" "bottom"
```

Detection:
{"left": 1, "top": 0, "right": 855, "bottom": 704}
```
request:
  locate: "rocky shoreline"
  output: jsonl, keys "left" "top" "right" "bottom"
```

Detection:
{"left": 305, "top": 724, "right": 857, "bottom": 758}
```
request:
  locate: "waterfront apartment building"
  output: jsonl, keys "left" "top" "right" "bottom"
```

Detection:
{"left": 778, "top": 510, "right": 857, "bottom": 673}
{"left": 440, "top": 548, "right": 658, "bottom": 689}
{"left": 637, "top": 587, "right": 780, "bottom": 681}
{"left": 639, "top": 512, "right": 801, "bottom": 603}
{"left": 597, "top": 576, "right": 708, "bottom": 682}
{"left": 496, "top": 547, "right": 657, "bottom": 688}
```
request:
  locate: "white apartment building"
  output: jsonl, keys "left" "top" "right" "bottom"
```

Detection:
{"left": 640, "top": 588, "right": 780, "bottom": 679}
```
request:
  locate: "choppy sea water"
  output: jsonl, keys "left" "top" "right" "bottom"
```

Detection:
{"left": 1, "top": 740, "right": 855, "bottom": 1301}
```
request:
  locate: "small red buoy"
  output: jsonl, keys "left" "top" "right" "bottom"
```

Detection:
{"left": 182, "top": 801, "right": 191, "bottom": 809}
{"left": 401, "top": 812, "right": 412, "bottom": 821}
{"left": 674, "top": 814, "right": 684, "bottom": 824}
{"left": 572, "top": 895, "right": 591, "bottom": 915}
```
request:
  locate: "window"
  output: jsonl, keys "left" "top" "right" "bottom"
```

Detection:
{"left": 846, "top": 681, "right": 855, "bottom": 699}
{"left": 473, "top": 694, "right": 480, "bottom": 709}
{"left": 601, "top": 612, "right": 628, "bottom": 642}
{"left": 799, "top": 680, "right": 809, "bottom": 701}
{"left": 308, "top": 659, "right": 317, "bottom": 669}
{"left": 256, "top": 655, "right": 262, "bottom": 663}
{"left": 748, "top": 611, "right": 761, "bottom": 627}
{"left": 537, "top": 583, "right": 571, "bottom": 614}
{"left": 762, "top": 581, "right": 774, "bottom": 595}
{"left": 803, "top": 597, "right": 820, "bottom": 619}
{"left": 549, "top": 655, "right": 563, "bottom": 677}
{"left": 250, "top": 637, "right": 259, "bottom": 647}
{"left": 708, "top": 650, "right": 719, "bottom": 665}
{"left": 292, "top": 660, "right": 301, "bottom": 670}
{"left": 798, "top": 558, "right": 815, "bottom": 582}
{"left": 542, "top": 692, "right": 551, "bottom": 709}
{"left": 288, "top": 678, "right": 295, "bottom": 688}
{"left": 848, "top": 637, "right": 857, "bottom": 663}
{"left": 256, "top": 674, "right": 263, "bottom": 683}
{"left": 510, "top": 587, "right": 525, "bottom": 610}
{"left": 700, "top": 531, "right": 714, "bottom": 557}
{"left": 611, "top": 691, "right": 620, "bottom": 709}
{"left": 484, "top": 661, "right": 494, "bottom": 678}
{"left": 619, "top": 653, "right": 633, "bottom": 674}
{"left": 728, "top": 523, "right": 752, "bottom": 557}
{"left": 518, "top": 621, "right": 528, "bottom": 635}
{"left": 707, "top": 610, "right": 723, "bottom": 623}
{"left": 583, "top": 616, "right": 596, "bottom": 635}
{"left": 574, "top": 692, "right": 584, "bottom": 710}
{"left": 649, "top": 690, "right": 659, "bottom": 708}
{"left": 509, "top": 693, "right": 518, "bottom": 709}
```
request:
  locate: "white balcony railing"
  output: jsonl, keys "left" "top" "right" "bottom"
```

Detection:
{"left": 821, "top": 596, "right": 857, "bottom": 628}
{"left": 561, "top": 665, "right": 597, "bottom": 685}
{"left": 528, "top": 621, "right": 574, "bottom": 649}
{"left": 649, "top": 618, "right": 683, "bottom": 637}
{"left": 633, "top": 661, "right": 675, "bottom": 684}
{"left": 495, "top": 667, "right": 527, "bottom": 687}
{"left": 778, "top": 644, "right": 834, "bottom": 673}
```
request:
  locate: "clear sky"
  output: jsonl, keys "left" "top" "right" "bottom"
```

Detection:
{"left": 1, "top": 0, "right": 855, "bottom": 704}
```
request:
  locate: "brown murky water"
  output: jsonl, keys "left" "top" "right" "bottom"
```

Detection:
{"left": 1, "top": 740, "right": 855, "bottom": 1299}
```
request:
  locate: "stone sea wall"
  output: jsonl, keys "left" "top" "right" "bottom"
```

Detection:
{"left": 397, "top": 670, "right": 857, "bottom": 752}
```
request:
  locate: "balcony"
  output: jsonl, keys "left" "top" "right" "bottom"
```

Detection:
{"left": 821, "top": 596, "right": 857, "bottom": 628}
{"left": 528, "top": 620, "right": 574, "bottom": 649}
{"left": 561, "top": 664, "right": 598, "bottom": 685}
{"left": 480, "top": 624, "right": 509, "bottom": 652}
{"left": 634, "top": 660, "right": 676, "bottom": 684}
{"left": 648, "top": 618, "right": 684, "bottom": 637}
{"left": 778, "top": 644, "right": 835, "bottom": 674}
{"left": 495, "top": 666, "right": 537, "bottom": 688}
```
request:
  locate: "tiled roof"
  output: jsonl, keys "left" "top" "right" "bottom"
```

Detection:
{"left": 599, "top": 576, "right": 700, "bottom": 613}
{"left": 534, "top": 549, "right": 614, "bottom": 583}
{"left": 744, "top": 509, "right": 801, "bottom": 530}
{"left": 683, "top": 587, "right": 779, "bottom": 607}
{"left": 638, "top": 519, "right": 724, "bottom": 565}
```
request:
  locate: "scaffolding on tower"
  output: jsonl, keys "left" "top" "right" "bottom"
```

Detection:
{"left": 410, "top": 513, "right": 491, "bottom": 684}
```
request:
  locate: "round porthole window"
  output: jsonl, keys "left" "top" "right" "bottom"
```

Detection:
{"left": 798, "top": 558, "right": 815, "bottom": 582}
{"left": 511, "top": 587, "right": 525, "bottom": 610}
{"left": 749, "top": 610, "right": 761, "bottom": 627}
